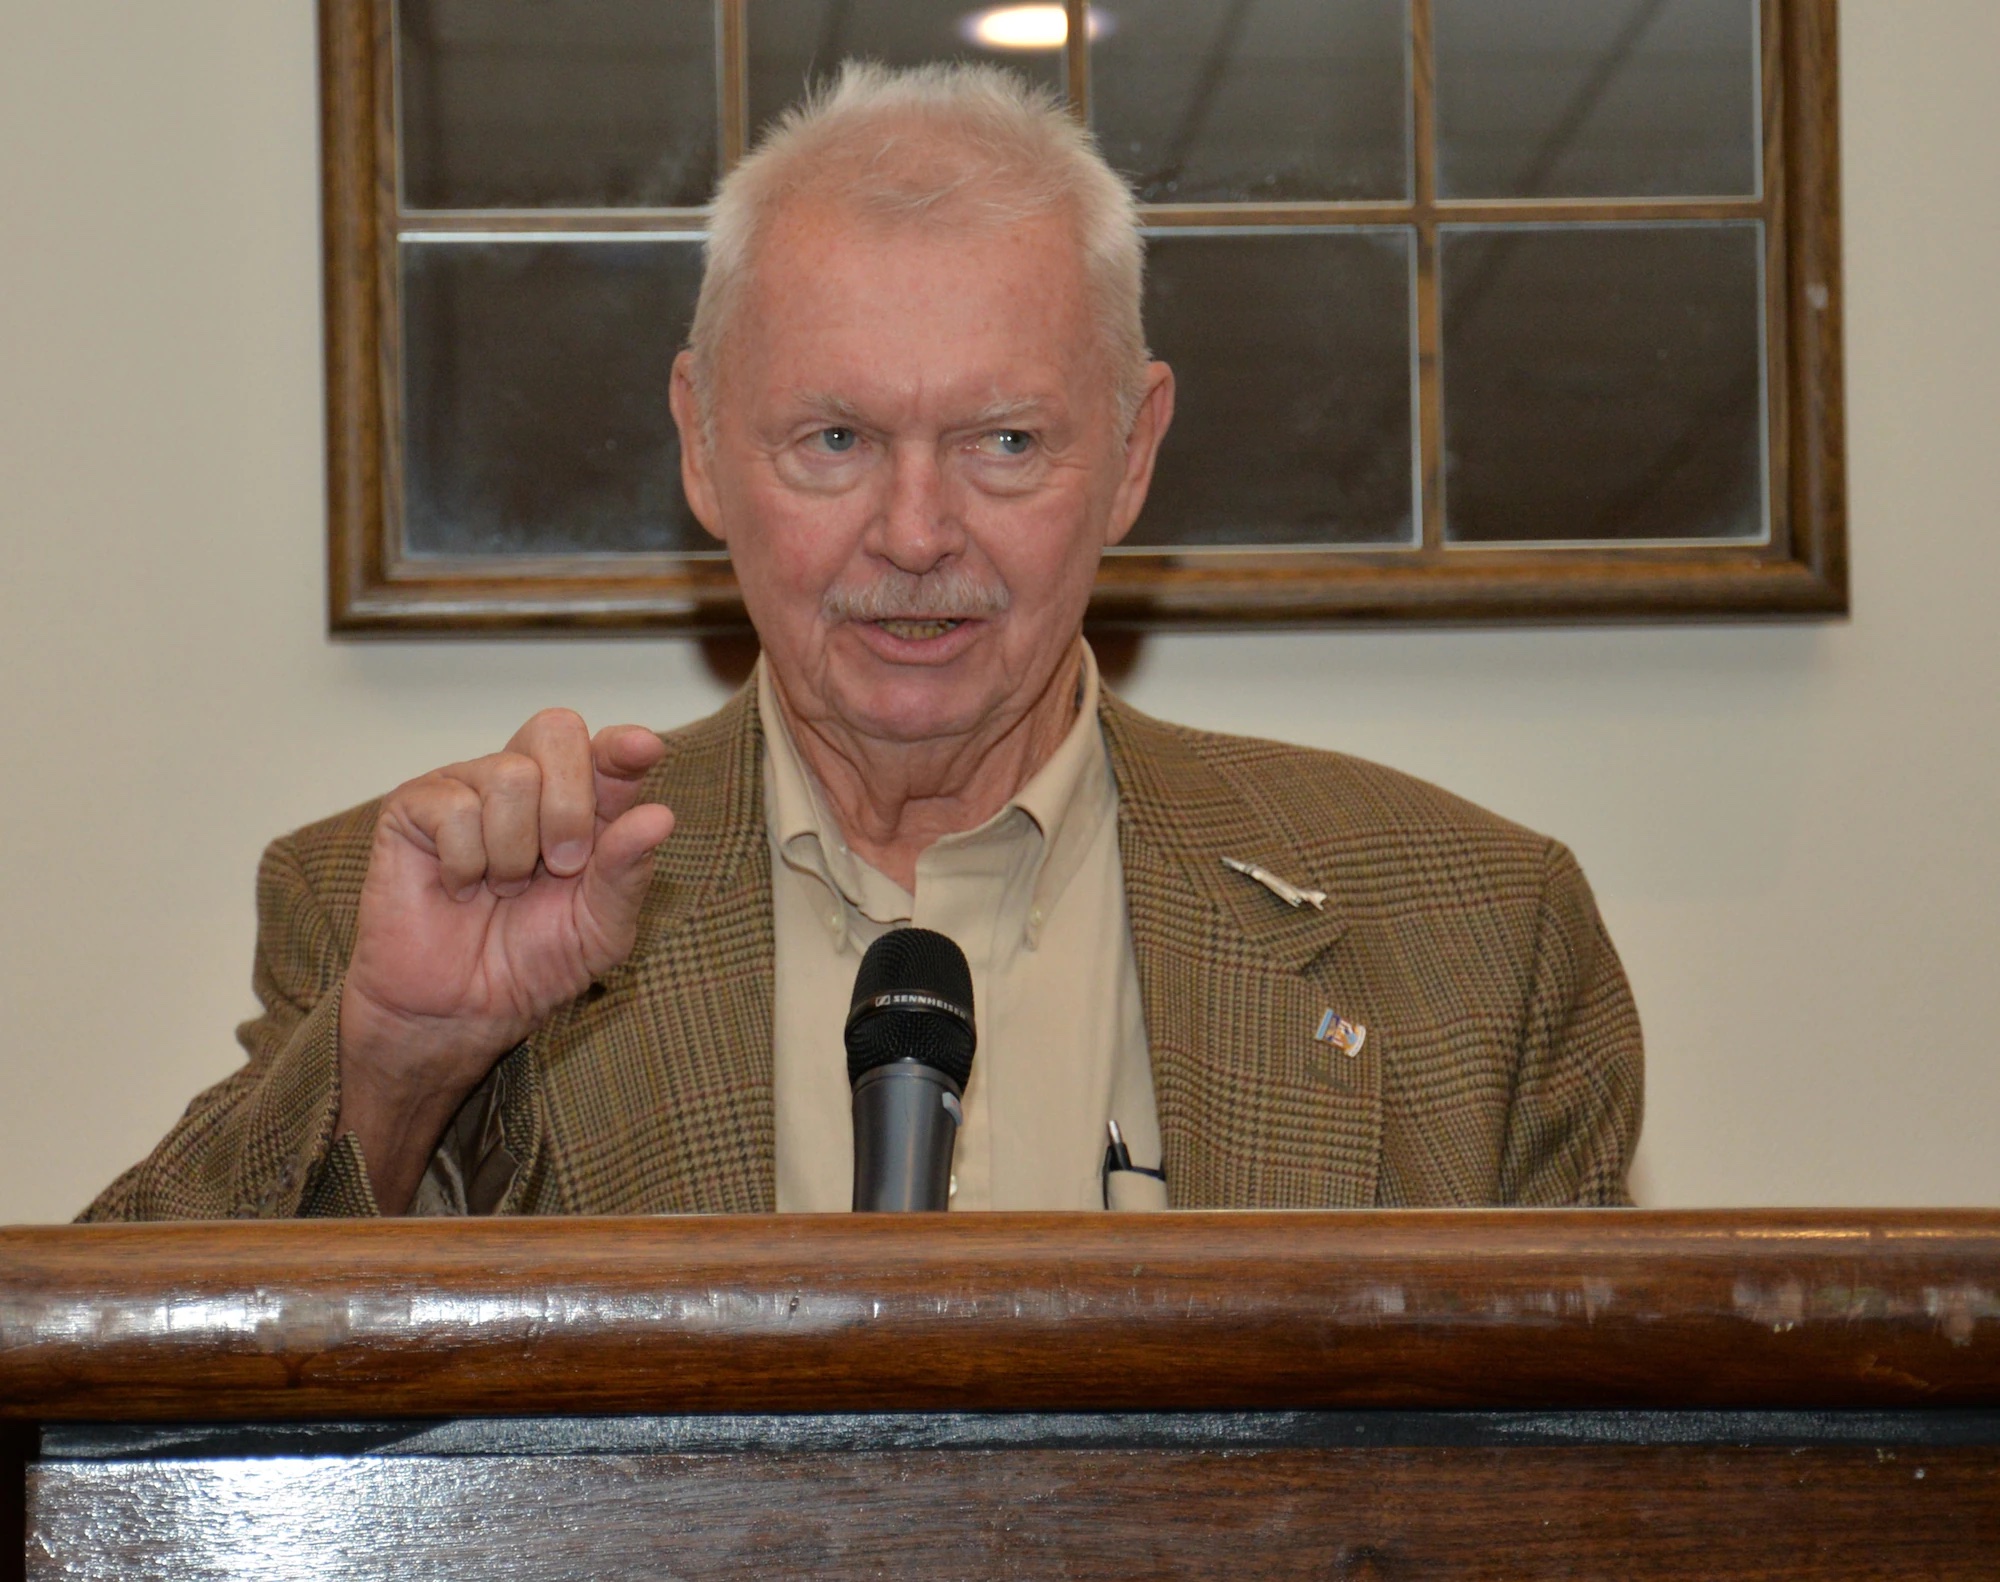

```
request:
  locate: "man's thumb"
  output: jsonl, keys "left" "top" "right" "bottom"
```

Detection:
{"left": 580, "top": 803, "right": 675, "bottom": 934}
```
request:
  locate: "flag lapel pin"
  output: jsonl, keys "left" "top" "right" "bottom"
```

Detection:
{"left": 1314, "top": 1009, "right": 1367, "bottom": 1057}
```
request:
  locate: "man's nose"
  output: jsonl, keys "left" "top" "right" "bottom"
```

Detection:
{"left": 870, "top": 443, "right": 964, "bottom": 573}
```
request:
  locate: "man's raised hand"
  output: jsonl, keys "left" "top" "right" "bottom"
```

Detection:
{"left": 334, "top": 710, "right": 674, "bottom": 1211}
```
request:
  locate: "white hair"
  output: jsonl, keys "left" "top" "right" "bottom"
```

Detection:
{"left": 687, "top": 60, "right": 1149, "bottom": 439}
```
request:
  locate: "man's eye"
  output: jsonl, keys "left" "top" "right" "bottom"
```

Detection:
{"left": 817, "top": 427, "right": 858, "bottom": 454}
{"left": 984, "top": 430, "right": 1033, "bottom": 457}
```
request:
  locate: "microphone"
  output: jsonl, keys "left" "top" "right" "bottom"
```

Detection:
{"left": 846, "top": 927, "right": 977, "bottom": 1212}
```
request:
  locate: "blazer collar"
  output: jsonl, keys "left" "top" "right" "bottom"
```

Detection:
{"left": 1098, "top": 690, "right": 1350, "bottom": 973}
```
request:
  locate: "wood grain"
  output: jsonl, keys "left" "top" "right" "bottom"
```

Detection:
{"left": 318, "top": 0, "right": 381, "bottom": 635}
{"left": 1782, "top": 0, "right": 1848, "bottom": 606}
{"left": 1410, "top": 0, "right": 1442, "bottom": 553}
{"left": 1, "top": 1211, "right": 1995, "bottom": 1423}
{"left": 29, "top": 1444, "right": 2000, "bottom": 1581}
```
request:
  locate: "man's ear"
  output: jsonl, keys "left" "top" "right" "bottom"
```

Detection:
{"left": 1104, "top": 361, "right": 1176, "bottom": 549}
{"left": 669, "top": 350, "right": 727, "bottom": 545}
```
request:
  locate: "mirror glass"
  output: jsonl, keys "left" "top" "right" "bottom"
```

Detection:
{"left": 399, "top": 237, "right": 714, "bottom": 556}
{"left": 749, "top": 0, "right": 1066, "bottom": 138}
{"left": 1124, "top": 227, "right": 1416, "bottom": 549}
{"left": 398, "top": 0, "right": 720, "bottom": 209}
{"left": 1091, "top": 0, "right": 1409, "bottom": 203}
{"left": 1434, "top": 0, "right": 1759, "bottom": 199}
{"left": 1440, "top": 222, "right": 1765, "bottom": 544}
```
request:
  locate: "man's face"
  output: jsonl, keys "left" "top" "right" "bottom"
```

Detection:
{"left": 672, "top": 195, "right": 1172, "bottom": 749}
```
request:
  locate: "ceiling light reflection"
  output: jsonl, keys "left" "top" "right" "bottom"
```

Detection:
{"left": 962, "top": 4, "right": 1112, "bottom": 52}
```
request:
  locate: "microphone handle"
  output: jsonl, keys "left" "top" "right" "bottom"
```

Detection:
{"left": 851, "top": 1060, "right": 964, "bottom": 1212}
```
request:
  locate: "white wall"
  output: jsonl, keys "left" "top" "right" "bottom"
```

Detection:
{"left": 2, "top": 1, "right": 1995, "bottom": 1222}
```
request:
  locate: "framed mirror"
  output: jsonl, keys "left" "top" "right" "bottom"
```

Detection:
{"left": 322, "top": 0, "right": 1845, "bottom": 632}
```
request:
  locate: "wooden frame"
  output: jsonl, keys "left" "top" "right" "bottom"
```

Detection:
{"left": 322, "top": 0, "right": 1846, "bottom": 633}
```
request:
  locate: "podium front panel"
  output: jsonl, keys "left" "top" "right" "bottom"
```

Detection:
{"left": 27, "top": 1411, "right": 2000, "bottom": 1579}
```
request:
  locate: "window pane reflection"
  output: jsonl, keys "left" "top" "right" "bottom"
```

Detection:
{"left": 749, "top": 1, "right": 1065, "bottom": 138}
{"left": 1434, "top": 0, "right": 1758, "bottom": 199}
{"left": 1126, "top": 228, "right": 1415, "bottom": 549}
{"left": 1441, "top": 223, "right": 1764, "bottom": 544}
{"left": 398, "top": 0, "right": 719, "bottom": 209}
{"left": 400, "top": 238, "right": 713, "bottom": 556}
{"left": 1092, "top": 0, "right": 1409, "bottom": 202}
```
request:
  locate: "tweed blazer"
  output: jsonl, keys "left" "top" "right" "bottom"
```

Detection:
{"left": 83, "top": 687, "right": 1642, "bottom": 1220}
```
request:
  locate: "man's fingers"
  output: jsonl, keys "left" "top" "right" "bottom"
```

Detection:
{"left": 380, "top": 714, "right": 656, "bottom": 905}
{"left": 503, "top": 709, "right": 598, "bottom": 877}
{"left": 410, "top": 748, "right": 548, "bottom": 898}
{"left": 388, "top": 778, "right": 490, "bottom": 898}
{"left": 591, "top": 726, "right": 669, "bottom": 823}
{"left": 577, "top": 802, "right": 676, "bottom": 959}
{"left": 476, "top": 753, "right": 543, "bottom": 896}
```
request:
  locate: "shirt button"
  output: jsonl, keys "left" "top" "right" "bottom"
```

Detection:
{"left": 1029, "top": 906, "right": 1045, "bottom": 927}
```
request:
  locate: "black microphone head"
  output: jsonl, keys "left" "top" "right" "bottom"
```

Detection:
{"left": 845, "top": 927, "right": 976, "bottom": 1090}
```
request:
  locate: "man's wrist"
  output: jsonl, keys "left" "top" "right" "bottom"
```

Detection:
{"left": 335, "top": 988, "right": 502, "bottom": 1214}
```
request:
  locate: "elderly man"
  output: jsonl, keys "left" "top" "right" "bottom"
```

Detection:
{"left": 87, "top": 63, "right": 1640, "bottom": 1222}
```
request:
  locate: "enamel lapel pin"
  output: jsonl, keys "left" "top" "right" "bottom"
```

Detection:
{"left": 1314, "top": 1008, "right": 1368, "bottom": 1058}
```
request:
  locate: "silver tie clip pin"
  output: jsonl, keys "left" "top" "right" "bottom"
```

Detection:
{"left": 1221, "top": 856, "right": 1328, "bottom": 911}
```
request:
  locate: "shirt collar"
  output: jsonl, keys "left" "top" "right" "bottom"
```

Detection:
{"left": 998, "top": 640, "right": 1113, "bottom": 936}
{"left": 756, "top": 641, "right": 1115, "bottom": 941}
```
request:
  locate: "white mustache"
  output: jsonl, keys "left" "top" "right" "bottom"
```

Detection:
{"left": 822, "top": 566, "right": 1011, "bottom": 623}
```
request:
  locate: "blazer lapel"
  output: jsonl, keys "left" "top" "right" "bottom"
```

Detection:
{"left": 532, "top": 685, "right": 1383, "bottom": 1213}
{"left": 534, "top": 687, "right": 779, "bottom": 1214}
{"left": 1101, "top": 694, "right": 1383, "bottom": 1209}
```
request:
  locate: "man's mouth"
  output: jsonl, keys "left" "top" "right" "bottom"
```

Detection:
{"left": 873, "top": 618, "right": 965, "bottom": 641}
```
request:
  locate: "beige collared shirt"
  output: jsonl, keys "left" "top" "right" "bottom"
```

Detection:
{"left": 761, "top": 642, "right": 1165, "bottom": 1211}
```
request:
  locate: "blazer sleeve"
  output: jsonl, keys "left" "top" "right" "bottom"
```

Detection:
{"left": 1495, "top": 841, "right": 1645, "bottom": 1207}
{"left": 78, "top": 832, "right": 381, "bottom": 1221}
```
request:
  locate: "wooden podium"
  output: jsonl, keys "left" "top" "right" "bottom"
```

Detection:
{"left": 3, "top": 1211, "right": 1997, "bottom": 1578}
